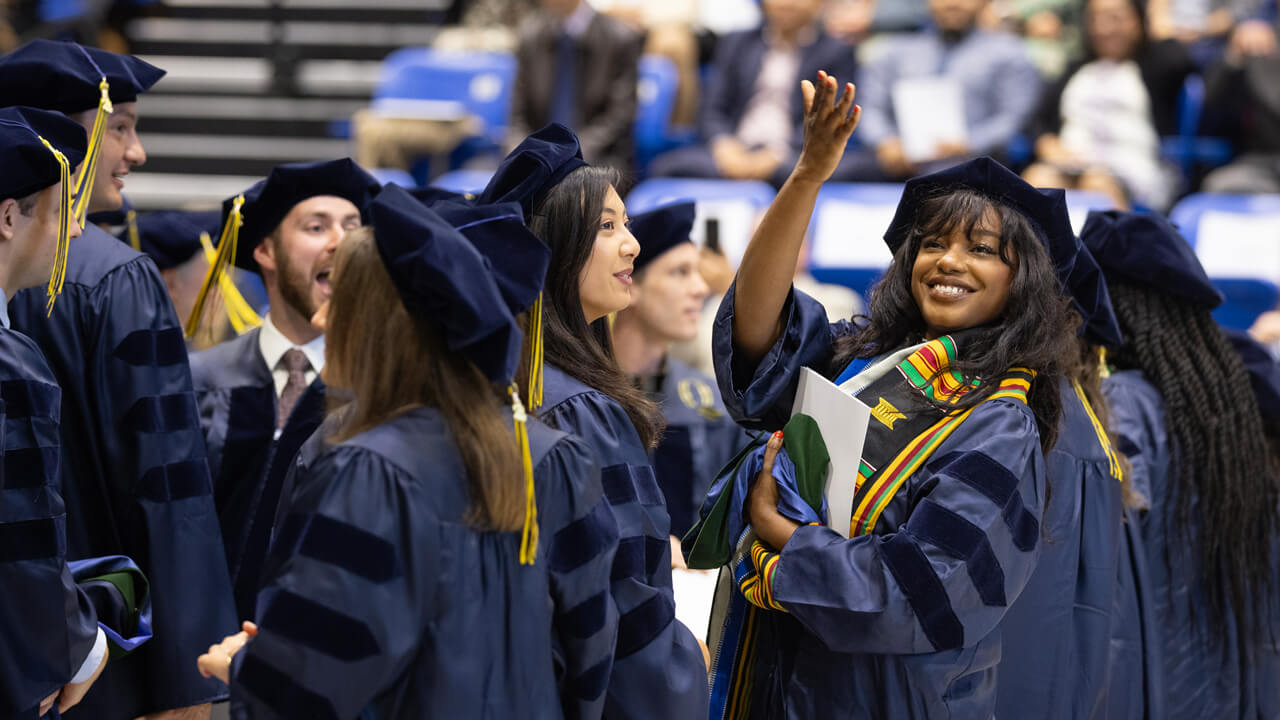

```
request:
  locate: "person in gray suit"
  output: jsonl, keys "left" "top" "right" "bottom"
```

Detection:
{"left": 509, "top": 0, "right": 644, "bottom": 172}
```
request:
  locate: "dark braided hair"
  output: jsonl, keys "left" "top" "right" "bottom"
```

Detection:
{"left": 1108, "top": 281, "right": 1280, "bottom": 647}
{"left": 832, "top": 189, "right": 1078, "bottom": 452}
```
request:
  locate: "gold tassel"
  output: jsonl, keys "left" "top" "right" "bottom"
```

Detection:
{"left": 186, "top": 195, "right": 244, "bottom": 338}
{"left": 1097, "top": 346, "right": 1111, "bottom": 379}
{"left": 199, "top": 231, "right": 263, "bottom": 335}
{"left": 37, "top": 137, "right": 72, "bottom": 315}
{"left": 527, "top": 293, "right": 544, "bottom": 412}
{"left": 511, "top": 384, "right": 538, "bottom": 565}
{"left": 125, "top": 208, "right": 140, "bottom": 251}
{"left": 71, "top": 79, "right": 113, "bottom": 228}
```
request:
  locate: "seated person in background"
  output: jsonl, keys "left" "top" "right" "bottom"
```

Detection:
{"left": 1200, "top": 10, "right": 1280, "bottom": 193}
{"left": 824, "top": 0, "right": 877, "bottom": 45}
{"left": 590, "top": 0, "right": 702, "bottom": 127}
{"left": 857, "top": 0, "right": 1042, "bottom": 180}
{"left": 1147, "top": 0, "right": 1262, "bottom": 65}
{"left": 509, "top": 0, "right": 644, "bottom": 172}
{"left": 649, "top": 0, "right": 874, "bottom": 187}
{"left": 612, "top": 201, "right": 749, "bottom": 544}
{"left": 1022, "top": 0, "right": 1194, "bottom": 210}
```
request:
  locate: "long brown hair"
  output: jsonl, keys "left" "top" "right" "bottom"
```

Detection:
{"left": 525, "top": 165, "right": 663, "bottom": 448}
{"left": 324, "top": 227, "right": 526, "bottom": 531}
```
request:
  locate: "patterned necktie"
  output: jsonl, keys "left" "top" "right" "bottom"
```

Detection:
{"left": 277, "top": 348, "right": 311, "bottom": 429}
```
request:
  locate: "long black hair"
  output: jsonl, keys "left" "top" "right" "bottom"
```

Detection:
{"left": 1108, "top": 281, "right": 1280, "bottom": 647}
{"left": 525, "top": 165, "right": 663, "bottom": 448}
{"left": 832, "top": 189, "right": 1079, "bottom": 451}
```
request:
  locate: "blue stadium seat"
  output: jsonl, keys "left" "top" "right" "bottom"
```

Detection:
{"left": 367, "top": 168, "right": 418, "bottom": 189}
{"left": 430, "top": 169, "right": 495, "bottom": 196}
{"left": 1160, "top": 74, "right": 1234, "bottom": 182}
{"left": 1063, "top": 189, "right": 1117, "bottom": 233}
{"left": 635, "top": 55, "right": 696, "bottom": 174}
{"left": 1170, "top": 192, "right": 1280, "bottom": 329}
{"left": 806, "top": 183, "right": 904, "bottom": 297}
{"left": 626, "top": 178, "right": 776, "bottom": 263}
{"left": 373, "top": 49, "right": 516, "bottom": 146}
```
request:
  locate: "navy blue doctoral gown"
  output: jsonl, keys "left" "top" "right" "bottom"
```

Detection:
{"left": 190, "top": 327, "right": 327, "bottom": 620}
{"left": 1104, "top": 370, "right": 1280, "bottom": 720}
{"left": 540, "top": 365, "right": 711, "bottom": 720}
{"left": 995, "top": 379, "right": 1127, "bottom": 719}
{"left": 0, "top": 327, "right": 99, "bottom": 719}
{"left": 650, "top": 358, "right": 751, "bottom": 539}
{"left": 8, "top": 224, "right": 236, "bottom": 716}
{"left": 710, "top": 285, "right": 1047, "bottom": 719}
{"left": 230, "top": 407, "right": 618, "bottom": 719}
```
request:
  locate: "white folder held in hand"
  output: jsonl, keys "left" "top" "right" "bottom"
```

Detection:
{"left": 892, "top": 77, "right": 968, "bottom": 164}
{"left": 789, "top": 368, "right": 873, "bottom": 538}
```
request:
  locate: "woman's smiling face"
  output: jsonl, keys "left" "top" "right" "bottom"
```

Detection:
{"left": 910, "top": 205, "right": 1016, "bottom": 340}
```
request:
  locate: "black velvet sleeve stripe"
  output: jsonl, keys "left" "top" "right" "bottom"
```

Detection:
{"left": 881, "top": 532, "right": 965, "bottom": 651}
{"left": 1, "top": 446, "right": 59, "bottom": 490}
{"left": 600, "top": 464, "right": 666, "bottom": 507}
{"left": 136, "top": 460, "right": 212, "bottom": 501}
{"left": 927, "top": 450, "right": 1040, "bottom": 552}
{"left": 0, "top": 379, "right": 60, "bottom": 420}
{"left": 643, "top": 535, "right": 669, "bottom": 579}
{"left": 259, "top": 589, "right": 381, "bottom": 662}
{"left": 549, "top": 501, "right": 618, "bottom": 574}
{"left": 610, "top": 536, "right": 646, "bottom": 582}
{"left": 238, "top": 653, "right": 340, "bottom": 720}
{"left": 0, "top": 517, "right": 59, "bottom": 562}
{"left": 557, "top": 590, "right": 611, "bottom": 639}
{"left": 112, "top": 327, "right": 189, "bottom": 367}
{"left": 571, "top": 657, "right": 613, "bottom": 702}
{"left": 907, "top": 499, "right": 1007, "bottom": 607}
{"left": 615, "top": 593, "right": 676, "bottom": 660}
{"left": 298, "top": 513, "right": 400, "bottom": 584}
{"left": 120, "top": 394, "right": 200, "bottom": 433}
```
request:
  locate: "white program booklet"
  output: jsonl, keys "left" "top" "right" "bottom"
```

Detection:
{"left": 789, "top": 368, "right": 873, "bottom": 538}
{"left": 892, "top": 77, "right": 968, "bottom": 163}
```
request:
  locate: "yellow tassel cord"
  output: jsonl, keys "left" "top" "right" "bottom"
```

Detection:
{"left": 71, "top": 79, "right": 113, "bottom": 228}
{"left": 198, "top": 231, "right": 262, "bottom": 335}
{"left": 125, "top": 208, "right": 140, "bottom": 250}
{"left": 526, "top": 293, "right": 544, "bottom": 411}
{"left": 37, "top": 137, "right": 72, "bottom": 315}
{"left": 1097, "top": 347, "right": 1111, "bottom": 379}
{"left": 511, "top": 384, "right": 539, "bottom": 564}
{"left": 185, "top": 195, "right": 244, "bottom": 338}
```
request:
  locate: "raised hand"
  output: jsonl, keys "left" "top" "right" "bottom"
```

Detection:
{"left": 794, "top": 70, "right": 862, "bottom": 185}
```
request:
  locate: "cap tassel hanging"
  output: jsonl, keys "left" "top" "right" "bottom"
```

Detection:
{"left": 186, "top": 195, "right": 244, "bottom": 338}
{"left": 125, "top": 208, "right": 140, "bottom": 251}
{"left": 71, "top": 75, "right": 112, "bottom": 228}
{"left": 510, "top": 384, "right": 538, "bottom": 565}
{"left": 198, "top": 231, "right": 262, "bottom": 335}
{"left": 37, "top": 137, "right": 72, "bottom": 315}
{"left": 526, "top": 293, "right": 544, "bottom": 412}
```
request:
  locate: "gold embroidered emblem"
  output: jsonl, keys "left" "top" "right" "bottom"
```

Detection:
{"left": 871, "top": 397, "right": 907, "bottom": 429}
{"left": 679, "top": 379, "right": 724, "bottom": 420}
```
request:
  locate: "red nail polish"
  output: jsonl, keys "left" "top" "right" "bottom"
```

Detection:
{"left": 773, "top": 430, "right": 783, "bottom": 439}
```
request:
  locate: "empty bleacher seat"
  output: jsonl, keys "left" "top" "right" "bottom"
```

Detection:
{"left": 626, "top": 178, "right": 776, "bottom": 264}
{"left": 1170, "top": 192, "right": 1280, "bottom": 329}
{"left": 635, "top": 55, "right": 695, "bottom": 175}
{"left": 373, "top": 48, "right": 516, "bottom": 145}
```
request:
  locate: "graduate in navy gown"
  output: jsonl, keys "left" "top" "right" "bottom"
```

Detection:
{"left": 994, "top": 240, "right": 1133, "bottom": 720}
{"left": 692, "top": 72, "right": 1083, "bottom": 719}
{"left": 187, "top": 159, "right": 378, "bottom": 622}
{"left": 0, "top": 105, "right": 106, "bottom": 720}
{"left": 479, "top": 125, "right": 711, "bottom": 720}
{"left": 611, "top": 201, "right": 750, "bottom": 542}
{"left": 0, "top": 40, "right": 236, "bottom": 719}
{"left": 198, "top": 185, "right": 617, "bottom": 719}
{"left": 1083, "top": 210, "right": 1280, "bottom": 720}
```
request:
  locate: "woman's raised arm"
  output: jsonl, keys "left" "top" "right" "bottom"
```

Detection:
{"left": 731, "top": 71, "right": 861, "bottom": 364}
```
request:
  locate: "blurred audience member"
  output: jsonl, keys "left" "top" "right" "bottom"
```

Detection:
{"left": 1023, "top": 0, "right": 1193, "bottom": 210}
{"left": 1148, "top": 0, "right": 1262, "bottom": 64}
{"left": 856, "top": 0, "right": 1042, "bottom": 180}
{"left": 649, "top": 0, "right": 871, "bottom": 187}
{"left": 509, "top": 0, "right": 643, "bottom": 171}
{"left": 825, "top": 0, "right": 877, "bottom": 44}
{"left": 592, "top": 0, "right": 702, "bottom": 126}
{"left": 1201, "top": 12, "right": 1280, "bottom": 192}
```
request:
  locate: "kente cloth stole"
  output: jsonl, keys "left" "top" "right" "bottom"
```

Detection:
{"left": 706, "top": 333, "right": 1035, "bottom": 720}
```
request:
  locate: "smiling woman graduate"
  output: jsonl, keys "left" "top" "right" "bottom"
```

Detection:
{"left": 479, "top": 125, "right": 710, "bottom": 720}
{"left": 687, "top": 71, "right": 1084, "bottom": 719}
